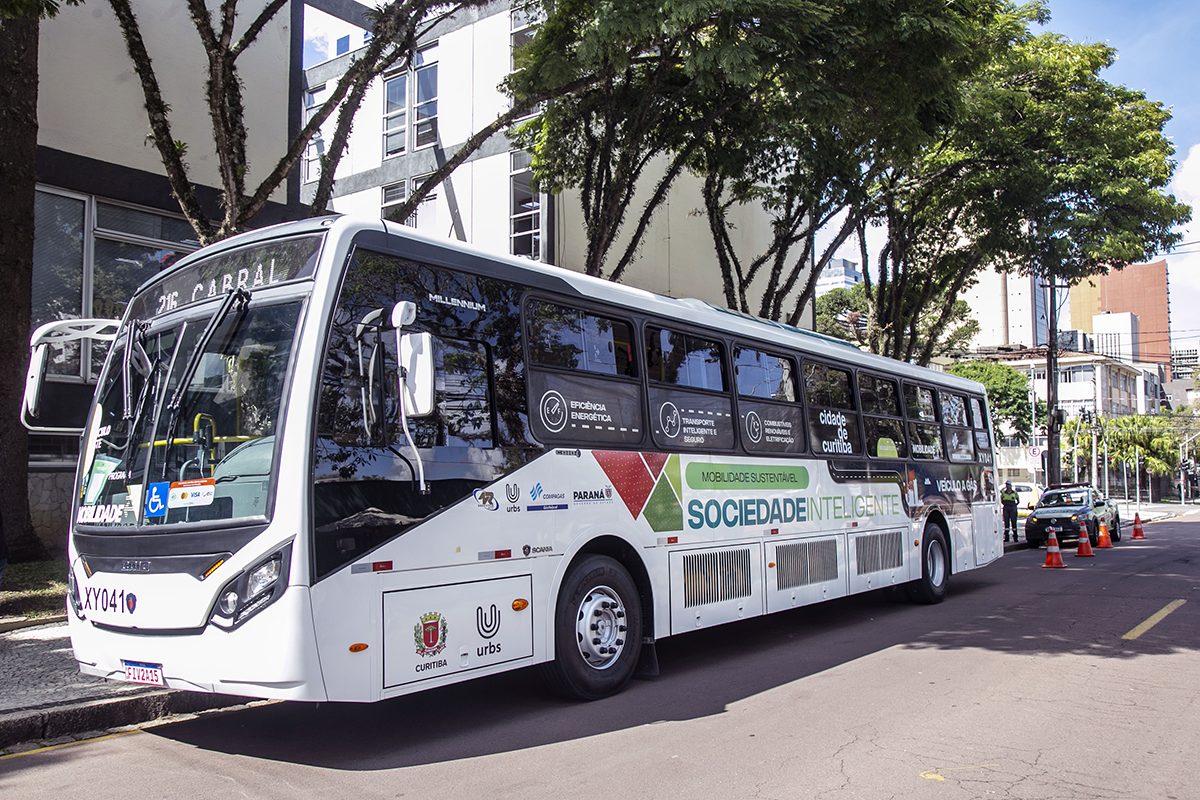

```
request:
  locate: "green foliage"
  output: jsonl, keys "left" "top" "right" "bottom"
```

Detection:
{"left": 0, "top": 0, "right": 81, "bottom": 19}
{"left": 815, "top": 283, "right": 977, "bottom": 362}
{"left": 946, "top": 360, "right": 1034, "bottom": 441}
{"left": 696, "top": 0, "right": 1005, "bottom": 321}
{"left": 1065, "top": 415, "right": 1181, "bottom": 478}
{"left": 510, "top": 0, "right": 1000, "bottom": 285}
{"left": 856, "top": 4, "right": 1190, "bottom": 363}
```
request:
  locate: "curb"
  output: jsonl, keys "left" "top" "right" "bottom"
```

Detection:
{"left": 0, "top": 615, "right": 68, "bottom": 634}
{"left": 0, "top": 689, "right": 254, "bottom": 750}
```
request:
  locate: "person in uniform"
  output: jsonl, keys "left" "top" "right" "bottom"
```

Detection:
{"left": 1000, "top": 480, "right": 1020, "bottom": 543}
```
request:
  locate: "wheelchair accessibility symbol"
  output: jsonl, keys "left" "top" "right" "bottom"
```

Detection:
{"left": 145, "top": 482, "right": 169, "bottom": 518}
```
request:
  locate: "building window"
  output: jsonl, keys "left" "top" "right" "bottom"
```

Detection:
{"left": 303, "top": 84, "right": 326, "bottom": 182}
{"left": 31, "top": 186, "right": 196, "bottom": 394}
{"left": 382, "top": 43, "right": 438, "bottom": 158}
{"left": 383, "top": 72, "right": 407, "bottom": 158}
{"left": 408, "top": 173, "right": 438, "bottom": 232}
{"left": 510, "top": 150, "right": 540, "bottom": 259}
{"left": 381, "top": 182, "right": 409, "bottom": 225}
{"left": 413, "top": 44, "right": 438, "bottom": 149}
{"left": 510, "top": 5, "right": 543, "bottom": 120}
{"left": 510, "top": 3, "right": 541, "bottom": 68}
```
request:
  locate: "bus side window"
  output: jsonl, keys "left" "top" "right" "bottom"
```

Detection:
{"left": 803, "top": 361, "right": 862, "bottom": 457}
{"left": 860, "top": 373, "right": 906, "bottom": 460}
{"left": 733, "top": 345, "right": 804, "bottom": 454}
{"left": 970, "top": 395, "right": 992, "bottom": 463}
{"left": 940, "top": 391, "right": 973, "bottom": 462}
{"left": 408, "top": 337, "right": 493, "bottom": 448}
{"left": 646, "top": 326, "right": 735, "bottom": 450}
{"left": 525, "top": 299, "right": 643, "bottom": 445}
{"left": 904, "top": 382, "right": 943, "bottom": 461}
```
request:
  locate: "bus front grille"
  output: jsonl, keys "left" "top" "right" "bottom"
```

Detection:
{"left": 775, "top": 539, "right": 838, "bottom": 590}
{"left": 855, "top": 530, "right": 904, "bottom": 575}
{"left": 682, "top": 547, "right": 752, "bottom": 608}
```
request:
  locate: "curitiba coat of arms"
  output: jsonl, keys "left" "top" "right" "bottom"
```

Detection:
{"left": 414, "top": 611, "right": 449, "bottom": 657}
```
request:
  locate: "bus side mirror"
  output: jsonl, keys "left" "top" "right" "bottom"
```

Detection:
{"left": 22, "top": 318, "right": 121, "bottom": 433}
{"left": 22, "top": 343, "right": 49, "bottom": 422}
{"left": 399, "top": 332, "right": 435, "bottom": 417}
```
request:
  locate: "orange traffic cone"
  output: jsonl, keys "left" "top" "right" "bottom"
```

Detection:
{"left": 1075, "top": 522, "right": 1095, "bottom": 557}
{"left": 1043, "top": 526, "right": 1066, "bottom": 568}
{"left": 1131, "top": 513, "right": 1146, "bottom": 540}
{"left": 1096, "top": 520, "right": 1114, "bottom": 549}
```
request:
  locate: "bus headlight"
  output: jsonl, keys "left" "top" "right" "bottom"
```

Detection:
{"left": 248, "top": 558, "right": 281, "bottom": 598}
{"left": 210, "top": 541, "right": 293, "bottom": 630}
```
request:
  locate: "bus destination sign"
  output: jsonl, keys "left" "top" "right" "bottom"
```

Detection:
{"left": 130, "top": 235, "right": 322, "bottom": 320}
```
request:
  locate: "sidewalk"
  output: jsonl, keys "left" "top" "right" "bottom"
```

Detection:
{"left": 0, "top": 621, "right": 250, "bottom": 751}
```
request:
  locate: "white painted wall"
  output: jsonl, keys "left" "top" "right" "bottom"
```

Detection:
{"left": 39, "top": 0, "right": 292, "bottom": 204}
{"left": 554, "top": 165, "right": 796, "bottom": 317}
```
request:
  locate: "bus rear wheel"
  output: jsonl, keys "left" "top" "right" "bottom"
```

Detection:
{"left": 906, "top": 523, "right": 949, "bottom": 605}
{"left": 544, "top": 554, "right": 643, "bottom": 701}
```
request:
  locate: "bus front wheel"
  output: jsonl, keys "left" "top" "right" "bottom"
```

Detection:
{"left": 544, "top": 554, "right": 643, "bottom": 701}
{"left": 906, "top": 524, "right": 949, "bottom": 605}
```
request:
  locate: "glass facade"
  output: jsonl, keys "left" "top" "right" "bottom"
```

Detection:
{"left": 30, "top": 186, "right": 198, "bottom": 458}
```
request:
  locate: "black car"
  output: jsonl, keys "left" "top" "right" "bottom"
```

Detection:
{"left": 1024, "top": 485, "right": 1121, "bottom": 548}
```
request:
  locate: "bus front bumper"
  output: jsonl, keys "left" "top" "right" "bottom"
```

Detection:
{"left": 69, "top": 586, "right": 328, "bottom": 702}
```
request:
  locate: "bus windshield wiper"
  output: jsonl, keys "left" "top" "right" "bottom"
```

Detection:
{"left": 121, "top": 320, "right": 150, "bottom": 421}
{"left": 160, "top": 289, "right": 251, "bottom": 478}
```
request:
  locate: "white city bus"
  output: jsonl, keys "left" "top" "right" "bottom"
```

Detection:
{"left": 23, "top": 216, "right": 1001, "bottom": 702}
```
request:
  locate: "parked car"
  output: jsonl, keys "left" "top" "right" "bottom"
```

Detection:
{"left": 1024, "top": 485, "right": 1121, "bottom": 547}
{"left": 1013, "top": 481, "right": 1043, "bottom": 518}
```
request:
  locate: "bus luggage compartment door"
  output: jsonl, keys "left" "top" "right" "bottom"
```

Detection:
{"left": 847, "top": 528, "right": 909, "bottom": 594}
{"left": 669, "top": 543, "right": 764, "bottom": 635}
{"left": 764, "top": 535, "right": 846, "bottom": 613}
{"left": 382, "top": 574, "right": 534, "bottom": 689}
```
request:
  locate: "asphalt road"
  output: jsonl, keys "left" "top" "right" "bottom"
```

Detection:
{"left": 3, "top": 516, "right": 1199, "bottom": 799}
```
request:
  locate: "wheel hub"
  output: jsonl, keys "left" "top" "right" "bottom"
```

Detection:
{"left": 927, "top": 539, "right": 946, "bottom": 587}
{"left": 575, "top": 585, "right": 627, "bottom": 670}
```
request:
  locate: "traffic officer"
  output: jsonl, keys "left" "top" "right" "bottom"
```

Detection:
{"left": 1000, "top": 480, "right": 1020, "bottom": 543}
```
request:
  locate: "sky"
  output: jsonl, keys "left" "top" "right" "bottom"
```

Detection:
{"left": 1045, "top": 0, "right": 1200, "bottom": 349}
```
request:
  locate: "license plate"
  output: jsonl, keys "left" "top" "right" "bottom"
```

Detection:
{"left": 121, "top": 660, "right": 164, "bottom": 686}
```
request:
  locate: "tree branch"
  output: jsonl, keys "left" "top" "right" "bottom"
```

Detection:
{"left": 109, "top": 0, "right": 214, "bottom": 241}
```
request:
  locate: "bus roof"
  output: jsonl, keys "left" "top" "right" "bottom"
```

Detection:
{"left": 149, "top": 215, "right": 985, "bottom": 398}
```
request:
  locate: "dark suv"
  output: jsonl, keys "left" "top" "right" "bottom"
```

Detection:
{"left": 1024, "top": 485, "right": 1121, "bottom": 547}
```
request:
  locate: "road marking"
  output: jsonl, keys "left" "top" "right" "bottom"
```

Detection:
{"left": 0, "top": 729, "right": 141, "bottom": 761}
{"left": 1122, "top": 599, "right": 1187, "bottom": 641}
{"left": 920, "top": 770, "right": 946, "bottom": 781}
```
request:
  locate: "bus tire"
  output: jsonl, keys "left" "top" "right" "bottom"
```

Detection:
{"left": 906, "top": 523, "right": 949, "bottom": 605}
{"left": 543, "top": 554, "right": 643, "bottom": 701}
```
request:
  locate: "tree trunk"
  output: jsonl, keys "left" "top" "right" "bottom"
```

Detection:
{"left": 0, "top": 16, "right": 48, "bottom": 562}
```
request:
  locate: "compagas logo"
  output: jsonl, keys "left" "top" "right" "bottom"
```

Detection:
{"left": 414, "top": 611, "right": 449, "bottom": 657}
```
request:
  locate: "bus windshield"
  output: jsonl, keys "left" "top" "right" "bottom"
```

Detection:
{"left": 75, "top": 237, "right": 320, "bottom": 529}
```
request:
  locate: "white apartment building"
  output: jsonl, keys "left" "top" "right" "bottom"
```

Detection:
{"left": 1093, "top": 311, "right": 1140, "bottom": 363}
{"left": 959, "top": 264, "right": 1048, "bottom": 349}
{"left": 814, "top": 257, "right": 862, "bottom": 297}
{"left": 301, "top": 1, "right": 804, "bottom": 319}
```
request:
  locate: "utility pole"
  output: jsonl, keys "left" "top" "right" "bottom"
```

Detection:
{"left": 1089, "top": 413, "right": 1098, "bottom": 486}
{"left": 1072, "top": 419, "right": 1080, "bottom": 482}
{"left": 1103, "top": 428, "right": 1109, "bottom": 496}
{"left": 1136, "top": 445, "right": 1141, "bottom": 512}
{"left": 1045, "top": 264, "right": 1062, "bottom": 486}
